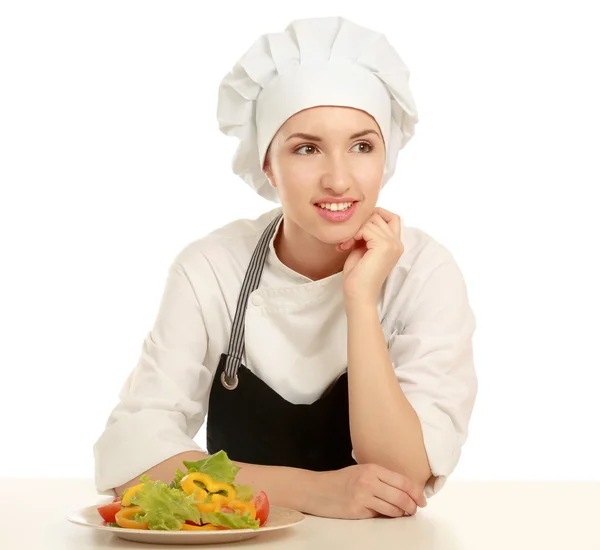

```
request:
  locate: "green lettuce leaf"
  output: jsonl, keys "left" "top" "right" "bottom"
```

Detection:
{"left": 180, "top": 450, "right": 241, "bottom": 485}
{"left": 198, "top": 510, "right": 260, "bottom": 530}
{"left": 233, "top": 484, "right": 254, "bottom": 501}
{"left": 169, "top": 468, "right": 188, "bottom": 491}
{"left": 130, "top": 475, "right": 202, "bottom": 531}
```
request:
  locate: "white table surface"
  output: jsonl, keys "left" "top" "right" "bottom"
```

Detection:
{"left": 0, "top": 479, "right": 598, "bottom": 549}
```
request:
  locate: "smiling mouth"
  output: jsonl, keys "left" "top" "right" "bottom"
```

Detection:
{"left": 315, "top": 201, "right": 357, "bottom": 212}
{"left": 313, "top": 201, "right": 359, "bottom": 222}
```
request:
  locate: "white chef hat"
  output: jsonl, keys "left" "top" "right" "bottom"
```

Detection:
{"left": 217, "top": 16, "right": 419, "bottom": 204}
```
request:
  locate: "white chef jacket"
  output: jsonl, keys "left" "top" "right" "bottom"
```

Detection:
{"left": 93, "top": 207, "right": 478, "bottom": 499}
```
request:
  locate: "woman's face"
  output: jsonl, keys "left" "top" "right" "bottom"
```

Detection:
{"left": 263, "top": 106, "right": 386, "bottom": 246}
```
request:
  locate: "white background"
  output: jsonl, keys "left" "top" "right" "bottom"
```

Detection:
{"left": 1, "top": 1, "right": 598, "bottom": 484}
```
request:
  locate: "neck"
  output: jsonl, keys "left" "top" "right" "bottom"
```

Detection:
{"left": 274, "top": 217, "right": 349, "bottom": 281}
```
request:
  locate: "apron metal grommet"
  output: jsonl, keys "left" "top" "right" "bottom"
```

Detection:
{"left": 221, "top": 371, "right": 239, "bottom": 390}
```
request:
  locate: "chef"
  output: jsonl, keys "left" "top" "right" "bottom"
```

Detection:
{"left": 93, "top": 16, "right": 478, "bottom": 519}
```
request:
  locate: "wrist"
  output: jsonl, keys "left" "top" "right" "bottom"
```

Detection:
{"left": 344, "top": 296, "right": 379, "bottom": 316}
{"left": 302, "top": 469, "right": 331, "bottom": 516}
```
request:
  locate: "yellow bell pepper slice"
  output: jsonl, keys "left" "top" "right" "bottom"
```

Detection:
{"left": 181, "top": 523, "right": 217, "bottom": 531}
{"left": 121, "top": 483, "right": 144, "bottom": 506}
{"left": 209, "top": 493, "right": 231, "bottom": 505}
{"left": 228, "top": 499, "right": 256, "bottom": 520}
{"left": 115, "top": 506, "right": 149, "bottom": 529}
{"left": 181, "top": 473, "right": 236, "bottom": 502}
{"left": 196, "top": 502, "right": 222, "bottom": 513}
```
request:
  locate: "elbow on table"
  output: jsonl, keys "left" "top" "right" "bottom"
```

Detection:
{"left": 353, "top": 447, "right": 432, "bottom": 499}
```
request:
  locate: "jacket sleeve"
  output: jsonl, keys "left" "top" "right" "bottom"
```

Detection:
{"left": 388, "top": 258, "right": 478, "bottom": 498}
{"left": 93, "top": 261, "right": 214, "bottom": 495}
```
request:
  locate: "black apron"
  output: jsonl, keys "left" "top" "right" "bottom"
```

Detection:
{"left": 206, "top": 213, "right": 357, "bottom": 471}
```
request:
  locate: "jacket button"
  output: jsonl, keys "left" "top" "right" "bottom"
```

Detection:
{"left": 251, "top": 294, "right": 264, "bottom": 306}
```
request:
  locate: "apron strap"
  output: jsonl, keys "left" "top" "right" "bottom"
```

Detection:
{"left": 222, "top": 212, "right": 283, "bottom": 389}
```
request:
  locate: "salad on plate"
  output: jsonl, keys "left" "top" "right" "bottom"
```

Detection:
{"left": 96, "top": 450, "right": 269, "bottom": 531}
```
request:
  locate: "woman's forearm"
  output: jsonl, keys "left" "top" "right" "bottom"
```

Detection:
{"left": 113, "top": 450, "right": 319, "bottom": 512}
{"left": 113, "top": 450, "right": 210, "bottom": 497}
{"left": 226, "top": 457, "right": 318, "bottom": 511}
{"left": 345, "top": 301, "right": 432, "bottom": 491}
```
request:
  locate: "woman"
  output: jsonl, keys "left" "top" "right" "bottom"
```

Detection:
{"left": 93, "top": 16, "right": 478, "bottom": 520}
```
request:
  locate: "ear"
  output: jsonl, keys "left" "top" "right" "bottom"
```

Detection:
{"left": 262, "top": 144, "right": 278, "bottom": 187}
{"left": 263, "top": 162, "right": 276, "bottom": 188}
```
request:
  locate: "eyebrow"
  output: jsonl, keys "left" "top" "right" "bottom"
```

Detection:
{"left": 284, "top": 129, "right": 381, "bottom": 142}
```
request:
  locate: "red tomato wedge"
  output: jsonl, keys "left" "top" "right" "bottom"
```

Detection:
{"left": 252, "top": 491, "right": 270, "bottom": 526}
{"left": 97, "top": 500, "right": 122, "bottom": 523}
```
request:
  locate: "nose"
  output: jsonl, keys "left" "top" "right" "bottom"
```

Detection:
{"left": 320, "top": 155, "right": 352, "bottom": 195}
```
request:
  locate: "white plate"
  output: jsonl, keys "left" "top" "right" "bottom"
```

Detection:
{"left": 67, "top": 504, "right": 305, "bottom": 545}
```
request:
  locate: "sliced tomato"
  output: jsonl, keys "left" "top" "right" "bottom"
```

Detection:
{"left": 97, "top": 501, "right": 122, "bottom": 523}
{"left": 252, "top": 491, "right": 270, "bottom": 526}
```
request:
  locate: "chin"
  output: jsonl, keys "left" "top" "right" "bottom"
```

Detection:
{"left": 300, "top": 208, "right": 363, "bottom": 244}
{"left": 315, "top": 226, "right": 359, "bottom": 246}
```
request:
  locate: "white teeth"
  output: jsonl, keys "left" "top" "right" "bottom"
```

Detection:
{"left": 318, "top": 202, "right": 353, "bottom": 211}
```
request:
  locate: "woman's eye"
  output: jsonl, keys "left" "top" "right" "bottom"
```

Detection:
{"left": 294, "top": 142, "right": 373, "bottom": 155}
{"left": 295, "top": 145, "right": 318, "bottom": 155}
{"left": 351, "top": 141, "right": 373, "bottom": 153}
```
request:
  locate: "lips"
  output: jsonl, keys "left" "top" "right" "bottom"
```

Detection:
{"left": 314, "top": 201, "right": 358, "bottom": 222}
{"left": 313, "top": 197, "right": 358, "bottom": 204}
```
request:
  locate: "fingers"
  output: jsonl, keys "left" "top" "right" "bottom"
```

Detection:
{"left": 375, "top": 207, "right": 402, "bottom": 237}
{"left": 366, "top": 496, "right": 409, "bottom": 518}
{"left": 372, "top": 480, "right": 418, "bottom": 516}
{"left": 373, "top": 206, "right": 396, "bottom": 223}
{"left": 355, "top": 220, "right": 387, "bottom": 242}
{"left": 375, "top": 466, "right": 428, "bottom": 508}
{"left": 338, "top": 237, "right": 357, "bottom": 251}
{"left": 338, "top": 209, "right": 402, "bottom": 250}
{"left": 339, "top": 217, "right": 387, "bottom": 250}
{"left": 368, "top": 214, "right": 394, "bottom": 236}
